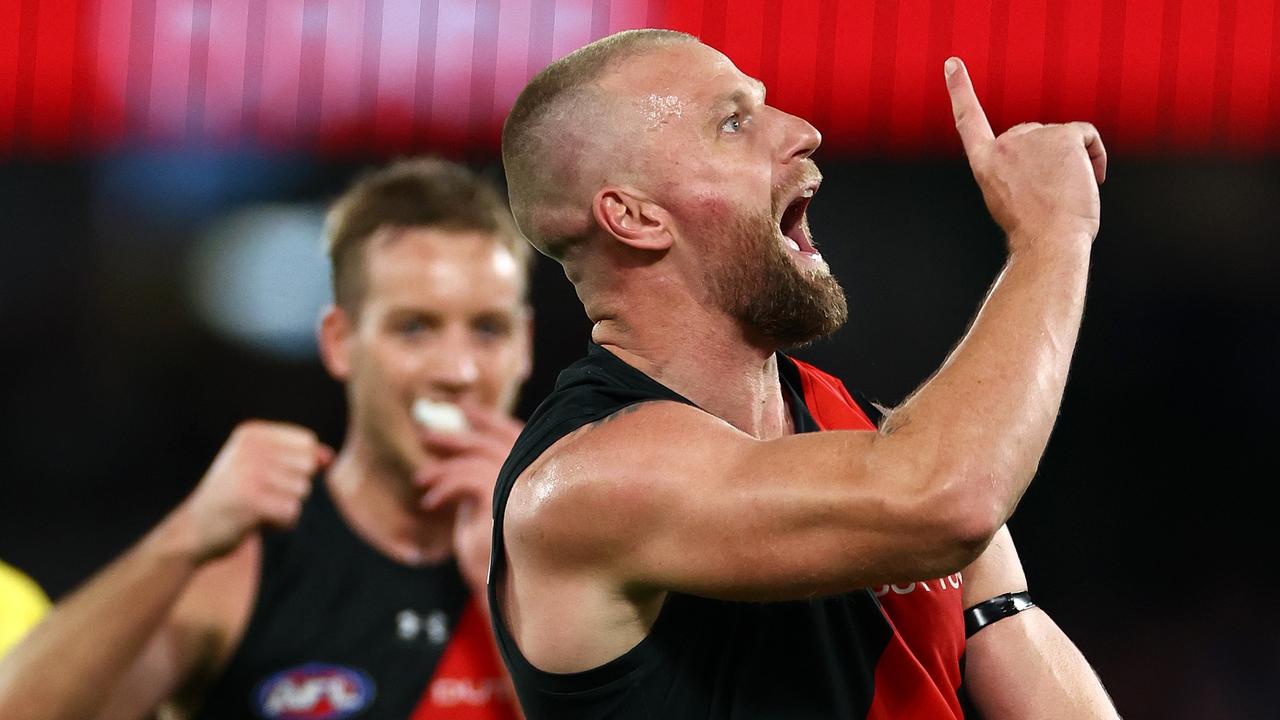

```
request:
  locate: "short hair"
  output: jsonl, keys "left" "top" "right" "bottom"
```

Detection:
{"left": 325, "top": 157, "right": 529, "bottom": 314}
{"left": 502, "top": 28, "right": 697, "bottom": 259}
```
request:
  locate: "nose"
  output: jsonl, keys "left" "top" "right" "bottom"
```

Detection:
{"left": 425, "top": 330, "right": 480, "bottom": 397}
{"left": 780, "top": 111, "right": 822, "bottom": 162}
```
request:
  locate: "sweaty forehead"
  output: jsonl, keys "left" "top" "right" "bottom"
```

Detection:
{"left": 551, "top": 42, "right": 758, "bottom": 193}
{"left": 602, "top": 42, "right": 750, "bottom": 107}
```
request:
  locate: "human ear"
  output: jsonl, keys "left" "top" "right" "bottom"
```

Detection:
{"left": 317, "top": 304, "right": 353, "bottom": 381}
{"left": 592, "top": 187, "right": 673, "bottom": 252}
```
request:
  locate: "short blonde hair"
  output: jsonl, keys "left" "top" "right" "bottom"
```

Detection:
{"left": 325, "top": 157, "right": 530, "bottom": 314}
{"left": 502, "top": 29, "right": 696, "bottom": 259}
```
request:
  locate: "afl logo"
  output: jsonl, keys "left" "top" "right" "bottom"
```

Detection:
{"left": 253, "top": 663, "right": 376, "bottom": 719}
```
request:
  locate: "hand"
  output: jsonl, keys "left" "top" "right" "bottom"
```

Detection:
{"left": 415, "top": 404, "right": 523, "bottom": 591}
{"left": 177, "top": 421, "right": 333, "bottom": 563}
{"left": 946, "top": 57, "right": 1107, "bottom": 250}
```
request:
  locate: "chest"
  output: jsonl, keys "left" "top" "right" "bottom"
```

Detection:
{"left": 199, "top": 533, "right": 473, "bottom": 718}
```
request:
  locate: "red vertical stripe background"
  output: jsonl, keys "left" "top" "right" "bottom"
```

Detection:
{"left": 28, "top": 0, "right": 79, "bottom": 151}
{"left": 0, "top": 1, "right": 24, "bottom": 153}
{"left": 1, "top": 0, "right": 1277, "bottom": 157}
{"left": 1226, "top": 0, "right": 1275, "bottom": 150}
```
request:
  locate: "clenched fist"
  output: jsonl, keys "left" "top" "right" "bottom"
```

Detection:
{"left": 177, "top": 421, "right": 334, "bottom": 563}
{"left": 946, "top": 57, "right": 1107, "bottom": 250}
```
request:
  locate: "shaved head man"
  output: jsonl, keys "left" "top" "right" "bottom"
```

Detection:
{"left": 491, "top": 30, "right": 1118, "bottom": 719}
{"left": 504, "top": 30, "right": 844, "bottom": 348}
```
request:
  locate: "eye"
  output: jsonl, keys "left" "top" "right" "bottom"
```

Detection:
{"left": 473, "top": 316, "right": 512, "bottom": 341}
{"left": 394, "top": 314, "right": 439, "bottom": 339}
{"left": 399, "top": 318, "right": 427, "bottom": 337}
{"left": 720, "top": 113, "right": 744, "bottom": 134}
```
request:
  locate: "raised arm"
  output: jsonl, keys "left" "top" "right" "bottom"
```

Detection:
{"left": 510, "top": 58, "right": 1107, "bottom": 603}
{"left": 0, "top": 421, "right": 330, "bottom": 720}
{"left": 960, "top": 526, "right": 1120, "bottom": 719}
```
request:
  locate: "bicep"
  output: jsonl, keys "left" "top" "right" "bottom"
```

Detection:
{"left": 95, "top": 627, "right": 197, "bottom": 720}
{"left": 518, "top": 403, "right": 982, "bottom": 602}
{"left": 99, "top": 542, "right": 255, "bottom": 720}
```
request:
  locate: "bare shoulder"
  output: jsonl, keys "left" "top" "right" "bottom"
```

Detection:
{"left": 504, "top": 400, "right": 744, "bottom": 565}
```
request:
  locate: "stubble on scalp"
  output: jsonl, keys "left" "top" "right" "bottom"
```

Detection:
{"left": 503, "top": 29, "right": 699, "bottom": 260}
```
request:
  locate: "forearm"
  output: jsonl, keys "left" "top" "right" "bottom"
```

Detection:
{"left": 965, "top": 607, "right": 1119, "bottom": 719}
{"left": 878, "top": 241, "right": 1091, "bottom": 525}
{"left": 0, "top": 509, "right": 203, "bottom": 720}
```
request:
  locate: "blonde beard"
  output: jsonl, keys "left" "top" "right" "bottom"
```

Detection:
{"left": 704, "top": 209, "right": 848, "bottom": 348}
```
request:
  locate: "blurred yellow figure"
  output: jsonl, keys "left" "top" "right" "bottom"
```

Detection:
{"left": 0, "top": 561, "right": 50, "bottom": 657}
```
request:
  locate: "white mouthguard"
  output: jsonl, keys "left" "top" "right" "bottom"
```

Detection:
{"left": 412, "top": 398, "right": 469, "bottom": 433}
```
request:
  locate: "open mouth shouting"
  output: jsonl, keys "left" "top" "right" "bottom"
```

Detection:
{"left": 778, "top": 182, "right": 822, "bottom": 262}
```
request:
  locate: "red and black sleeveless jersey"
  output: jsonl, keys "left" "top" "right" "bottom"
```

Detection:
{"left": 196, "top": 478, "right": 518, "bottom": 720}
{"left": 489, "top": 343, "right": 966, "bottom": 719}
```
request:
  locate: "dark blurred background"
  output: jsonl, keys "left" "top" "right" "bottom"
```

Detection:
{"left": 1, "top": 1, "right": 1278, "bottom": 718}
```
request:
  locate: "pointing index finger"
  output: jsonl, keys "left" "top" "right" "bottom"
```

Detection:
{"left": 945, "top": 57, "right": 995, "bottom": 156}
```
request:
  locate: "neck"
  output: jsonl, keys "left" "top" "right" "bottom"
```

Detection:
{"left": 589, "top": 289, "right": 794, "bottom": 440}
{"left": 325, "top": 431, "right": 456, "bottom": 567}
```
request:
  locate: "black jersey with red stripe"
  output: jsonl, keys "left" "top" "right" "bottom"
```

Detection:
{"left": 195, "top": 478, "right": 518, "bottom": 720}
{"left": 489, "top": 343, "right": 966, "bottom": 719}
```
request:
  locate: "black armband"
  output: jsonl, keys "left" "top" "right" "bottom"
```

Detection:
{"left": 963, "top": 591, "right": 1036, "bottom": 638}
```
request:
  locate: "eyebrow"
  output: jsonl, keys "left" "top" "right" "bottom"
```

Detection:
{"left": 719, "top": 77, "right": 767, "bottom": 108}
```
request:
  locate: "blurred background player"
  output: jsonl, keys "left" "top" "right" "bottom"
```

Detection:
{"left": 0, "top": 158, "right": 528, "bottom": 719}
